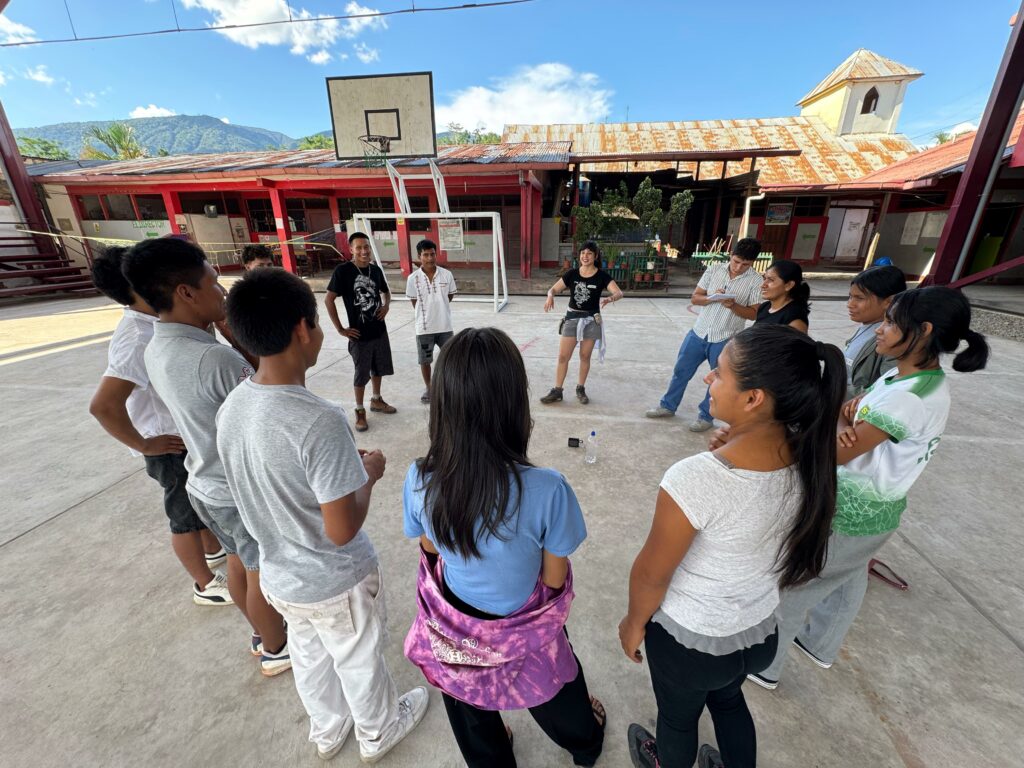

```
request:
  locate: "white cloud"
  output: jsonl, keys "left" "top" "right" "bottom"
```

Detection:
{"left": 180, "top": 1, "right": 386, "bottom": 58}
{"left": 0, "top": 71, "right": 7, "bottom": 87}
{"left": 74, "top": 92, "right": 99, "bottom": 108}
{"left": 436, "top": 63, "right": 613, "bottom": 135}
{"left": 220, "top": 116, "right": 231, "bottom": 123}
{"left": 0, "top": 16, "right": 39, "bottom": 45}
{"left": 130, "top": 104, "right": 177, "bottom": 118}
{"left": 307, "top": 49, "right": 332, "bottom": 65}
{"left": 25, "top": 65, "right": 56, "bottom": 86}
{"left": 353, "top": 42, "right": 378, "bottom": 63}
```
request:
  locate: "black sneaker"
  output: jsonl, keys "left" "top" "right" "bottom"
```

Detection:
{"left": 746, "top": 672, "right": 779, "bottom": 690}
{"left": 540, "top": 387, "right": 563, "bottom": 404}
{"left": 576, "top": 385, "right": 589, "bottom": 404}
{"left": 794, "top": 637, "right": 833, "bottom": 669}
{"left": 627, "top": 723, "right": 659, "bottom": 768}
{"left": 698, "top": 744, "right": 725, "bottom": 768}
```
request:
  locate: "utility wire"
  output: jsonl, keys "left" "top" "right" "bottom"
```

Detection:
{"left": 1, "top": 1, "right": 534, "bottom": 47}
{"left": 62, "top": 0, "right": 78, "bottom": 40}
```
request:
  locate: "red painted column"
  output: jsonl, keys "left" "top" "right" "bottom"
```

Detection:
{"left": 531, "top": 183, "right": 543, "bottom": 276}
{"left": 268, "top": 188, "right": 296, "bottom": 273}
{"left": 161, "top": 191, "right": 183, "bottom": 235}
{"left": 394, "top": 196, "right": 413, "bottom": 276}
{"left": 428, "top": 191, "right": 445, "bottom": 266}
{"left": 327, "top": 196, "right": 347, "bottom": 258}
{"left": 520, "top": 183, "right": 530, "bottom": 278}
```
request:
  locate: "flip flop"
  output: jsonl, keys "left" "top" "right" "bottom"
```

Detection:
{"left": 590, "top": 696, "right": 606, "bottom": 730}
{"left": 869, "top": 558, "right": 909, "bottom": 591}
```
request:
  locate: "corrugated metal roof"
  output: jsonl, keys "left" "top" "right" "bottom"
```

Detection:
{"left": 797, "top": 49, "right": 923, "bottom": 106}
{"left": 26, "top": 158, "right": 113, "bottom": 176}
{"left": 503, "top": 117, "right": 918, "bottom": 186}
{"left": 28, "top": 142, "right": 572, "bottom": 180}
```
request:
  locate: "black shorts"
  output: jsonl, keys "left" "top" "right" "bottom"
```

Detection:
{"left": 144, "top": 452, "right": 207, "bottom": 535}
{"left": 349, "top": 335, "right": 394, "bottom": 387}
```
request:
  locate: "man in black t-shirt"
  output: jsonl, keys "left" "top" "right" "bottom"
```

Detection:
{"left": 325, "top": 231, "right": 395, "bottom": 432}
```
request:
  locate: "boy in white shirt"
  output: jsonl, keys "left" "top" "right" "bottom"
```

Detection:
{"left": 405, "top": 239, "right": 457, "bottom": 403}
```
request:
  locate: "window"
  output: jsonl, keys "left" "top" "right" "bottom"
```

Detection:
{"left": 285, "top": 199, "right": 308, "bottom": 232}
{"left": 449, "top": 194, "right": 518, "bottom": 231}
{"left": 794, "top": 196, "right": 827, "bottom": 217}
{"left": 861, "top": 87, "right": 879, "bottom": 115}
{"left": 246, "top": 198, "right": 276, "bottom": 233}
{"left": 134, "top": 195, "right": 168, "bottom": 220}
{"left": 77, "top": 194, "right": 104, "bottom": 220}
{"left": 104, "top": 194, "right": 135, "bottom": 221}
{"left": 895, "top": 192, "right": 947, "bottom": 211}
{"left": 336, "top": 196, "right": 394, "bottom": 232}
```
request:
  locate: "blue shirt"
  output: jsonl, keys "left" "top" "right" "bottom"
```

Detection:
{"left": 403, "top": 462, "right": 588, "bottom": 616}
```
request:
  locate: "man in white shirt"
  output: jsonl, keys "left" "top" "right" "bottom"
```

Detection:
{"left": 646, "top": 238, "right": 764, "bottom": 431}
{"left": 405, "top": 239, "right": 457, "bottom": 403}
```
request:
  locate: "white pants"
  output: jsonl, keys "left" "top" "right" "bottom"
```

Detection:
{"left": 267, "top": 567, "right": 399, "bottom": 752}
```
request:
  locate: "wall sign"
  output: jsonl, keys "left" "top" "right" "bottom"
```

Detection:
{"left": 438, "top": 219, "right": 464, "bottom": 251}
{"left": 765, "top": 203, "right": 792, "bottom": 226}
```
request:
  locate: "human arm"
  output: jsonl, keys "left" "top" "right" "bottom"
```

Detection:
{"left": 374, "top": 269, "right": 391, "bottom": 320}
{"left": 600, "top": 279, "right": 624, "bottom": 308}
{"left": 618, "top": 488, "right": 698, "bottom": 663}
{"left": 89, "top": 377, "right": 185, "bottom": 455}
{"left": 545, "top": 278, "right": 567, "bottom": 312}
{"left": 214, "top": 319, "right": 259, "bottom": 369}
{"left": 321, "top": 448, "right": 384, "bottom": 546}
{"left": 541, "top": 550, "right": 570, "bottom": 590}
{"left": 836, "top": 421, "right": 890, "bottom": 464}
{"left": 325, "top": 290, "right": 359, "bottom": 339}
{"left": 723, "top": 300, "right": 759, "bottom": 320}
{"left": 788, "top": 319, "right": 809, "bottom": 333}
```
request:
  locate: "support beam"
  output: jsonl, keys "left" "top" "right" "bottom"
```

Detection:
{"left": 267, "top": 188, "right": 295, "bottom": 273}
{"left": 161, "top": 191, "right": 183, "bottom": 235}
{"left": 948, "top": 253, "right": 1024, "bottom": 289}
{"left": 520, "top": 182, "right": 530, "bottom": 278}
{"left": 327, "top": 196, "right": 347, "bottom": 258}
{"left": 0, "top": 100, "right": 55, "bottom": 256}
{"left": 531, "top": 183, "right": 543, "bottom": 277}
{"left": 394, "top": 196, "right": 412, "bottom": 276}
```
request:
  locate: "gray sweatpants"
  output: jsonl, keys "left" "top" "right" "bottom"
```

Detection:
{"left": 762, "top": 529, "right": 894, "bottom": 682}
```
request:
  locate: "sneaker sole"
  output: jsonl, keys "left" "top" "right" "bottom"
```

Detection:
{"left": 192, "top": 593, "right": 234, "bottom": 606}
{"left": 360, "top": 693, "right": 429, "bottom": 764}
{"left": 688, "top": 423, "right": 714, "bottom": 432}
{"left": 794, "top": 639, "right": 833, "bottom": 669}
{"left": 318, "top": 720, "right": 353, "bottom": 760}
{"left": 745, "top": 673, "right": 778, "bottom": 691}
{"left": 369, "top": 407, "right": 396, "bottom": 414}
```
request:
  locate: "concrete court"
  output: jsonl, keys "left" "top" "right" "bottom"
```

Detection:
{"left": 0, "top": 290, "right": 1022, "bottom": 768}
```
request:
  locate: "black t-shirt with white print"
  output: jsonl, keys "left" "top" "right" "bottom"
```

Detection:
{"left": 326, "top": 261, "right": 390, "bottom": 341}
{"left": 563, "top": 268, "right": 612, "bottom": 315}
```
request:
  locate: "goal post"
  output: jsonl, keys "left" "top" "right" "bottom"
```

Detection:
{"left": 351, "top": 211, "right": 510, "bottom": 313}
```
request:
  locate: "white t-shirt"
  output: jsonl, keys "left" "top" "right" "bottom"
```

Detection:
{"left": 658, "top": 452, "right": 800, "bottom": 637}
{"left": 103, "top": 308, "right": 179, "bottom": 457}
{"left": 405, "top": 266, "right": 457, "bottom": 335}
{"left": 834, "top": 368, "right": 950, "bottom": 536}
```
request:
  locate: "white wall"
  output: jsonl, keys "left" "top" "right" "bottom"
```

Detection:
{"left": 40, "top": 184, "right": 89, "bottom": 267}
{"left": 844, "top": 80, "right": 906, "bottom": 135}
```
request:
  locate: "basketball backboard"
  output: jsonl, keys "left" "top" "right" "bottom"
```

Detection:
{"left": 326, "top": 72, "right": 437, "bottom": 161}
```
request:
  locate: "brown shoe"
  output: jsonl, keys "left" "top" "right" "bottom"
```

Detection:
{"left": 576, "top": 385, "right": 590, "bottom": 404}
{"left": 539, "top": 387, "right": 563, "bottom": 404}
{"left": 354, "top": 407, "right": 368, "bottom": 432}
{"left": 369, "top": 397, "right": 397, "bottom": 414}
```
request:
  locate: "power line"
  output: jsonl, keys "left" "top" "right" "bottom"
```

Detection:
{"left": 1, "top": 1, "right": 535, "bottom": 48}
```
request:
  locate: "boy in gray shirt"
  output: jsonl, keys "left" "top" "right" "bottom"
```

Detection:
{"left": 217, "top": 268, "right": 427, "bottom": 763}
{"left": 122, "top": 237, "right": 290, "bottom": 676}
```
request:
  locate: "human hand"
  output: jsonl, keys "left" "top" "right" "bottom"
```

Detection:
{"left": 375, "top": 304, "right": 389, "bottom": 320}
{"left": 708, "top": 426, "right": 731, "bottom": 451}
{"left": 600, "top": 297, "right": 613, "bottom": 308}
{"left": 722, "top": 298, "right": 736, "bottom": 309}
{"left": 340, "top": 327, "right": 361, "bottom": 340}
{"left": 843, "top": 395, "right": 864, "bottom": 423}
{"left": 544, "top": 296, "right": 554, "bottom": 312}
{"left": 618, "top": 617, "right": 645, "bottom": 664}
{"left": 837, "top": 426, "right": 859, "bottom": 449}
{"left": 361, "top": 449, "right": 386, "bottom": 482}
{"left": 141, "top": 434, "right": 186, "bottom": 456}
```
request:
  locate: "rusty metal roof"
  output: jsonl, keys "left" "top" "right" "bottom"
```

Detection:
{"left": 797, "top": 49, "right": 923, "bottom": 106}
{"left": 28, "top": 142, "right": 572, "bottom": 182}
{"left": 503, "top": 117, "right": 918, "bottom": 186}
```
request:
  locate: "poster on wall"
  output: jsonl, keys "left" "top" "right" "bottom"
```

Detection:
{"left": 438, "top": 219, "right": 464, "bottom": 251}
{"left": 921, "top": 211, "right": 948, "bottom": 239}
{"left": 765, "top": 203, "right": 792, "bottom": 226}
{"left": 901, "top": 211, "right": 926, "bottom": 245}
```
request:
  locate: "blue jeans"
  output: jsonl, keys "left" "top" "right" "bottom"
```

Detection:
{"left": 659, "top": 330, "right": 727, "bottom": 421}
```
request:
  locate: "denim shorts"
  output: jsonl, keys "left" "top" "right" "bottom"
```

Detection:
{"left": 143, "top": 453, "right": 206, "bottom": 535}
{"left": 560, "top": 314, "right": 601, "bottom": 340}
{"left": 186, "top": 492, "right": 261, "bottom": 570}
{"left": 416, "top": 331, "right": 453, "bottom": 365}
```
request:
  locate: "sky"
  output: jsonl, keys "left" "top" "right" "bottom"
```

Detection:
{"left": 0, "top": 0, "right": 1019, "bottom": 147}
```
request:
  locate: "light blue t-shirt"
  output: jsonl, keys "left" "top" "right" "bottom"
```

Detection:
{"left": 403, "top": 462, "right": 587, "bottom": 616}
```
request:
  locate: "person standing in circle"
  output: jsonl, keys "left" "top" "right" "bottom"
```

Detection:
{"left": 540, "top": 241, "right": 623, "bottom": 405}
{"left": 406, "top": 239, "right": 457, "bottom": 404}
{"left": 754, "top": 260, "right": 810, "bottom": 333}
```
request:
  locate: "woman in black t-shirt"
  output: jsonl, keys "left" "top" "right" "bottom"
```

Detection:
{"left": 539, "top": 241, "right": 623, "bottom": 405}
{"left": 755, "top": 260, "right": 810, "bottom": 333}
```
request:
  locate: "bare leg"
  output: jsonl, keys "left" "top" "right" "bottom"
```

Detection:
{"left": 200, "top": 529, "right": 221, "bottom": 556}
{"left": 577, "top": 339, "right": 596, "bottom": 386}
{"left": 370, "top": 375, "right": 383, "bottom": 399}
{"left": 554, "top": 336, "right": 578, "bottom": 389}
{"left": 420, "top": 363, "right": 431, "bottom": 387}
{"left": 226, "top": 554, "right": 256, "bottom": 630}
{"left": 354, "top": 385, "right": 365, "bottom": 409}
{"left": 171, "top": 531, "right": 215, "bottom": 585}
{"left": 247, "top": 570, "right": 287, "bottom": 651}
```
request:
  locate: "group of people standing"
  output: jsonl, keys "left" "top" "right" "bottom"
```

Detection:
{"left": 88, "top": 232, "right": 989, "bottom": 768}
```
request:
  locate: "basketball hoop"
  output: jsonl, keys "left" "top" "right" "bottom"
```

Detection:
{"left": 359, "top": 134, "right": 391, "bottom": 168}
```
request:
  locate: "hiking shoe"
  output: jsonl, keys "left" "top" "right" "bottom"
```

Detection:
{"left": 698, "top": 744, "right": 725, "bottom": 768}
{"left": 205, "top": 548, "right": 227, "bottom": 569}
{"left": 645, "top": 406, "right": 674, "bottom": 418}
{"left": 250, "top": 632, "right": 263, "bottom": 657}
{"left": 369, "top": 397, "right": 397, "bottom": 414}
{"left": 193, "top": 572, "right": 233, "bottom": 606}
{"left": 576, "top": 385, "right": 589, "bottom": 404}
{"left": 354, "top": 407, "right": 368, "bottom": 432}
{"left": 540, "top": 387, "right": 563, "bottom": 404}
{"left": 359, "top": 687, "right": 429, "bottom": 764}
{"left": 794, "top": 637, "right": 833, "bottom": 669}
{"left": 627, "top": 723, "right": 659, "bottom": 768}
{"left": 318, "top": 716, "right": 354, "bottom": 760}
{"left": 260, "top": 642, "right": 292, "bottom": 677}
{"left": 420, "top": 389, "right": 430, "bottom": 404}
{"left": 746, "top": 672, "right": 778, "bottom": 690}
{"left": 688, "top": 419, "right": 714, "bottom": 432}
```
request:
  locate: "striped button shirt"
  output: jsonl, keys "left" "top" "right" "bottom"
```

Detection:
{"left": 692, "top": 263, "right": 764, "bottom": 343}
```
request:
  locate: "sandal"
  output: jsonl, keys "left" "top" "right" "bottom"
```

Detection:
{"left": 590, "top": 695, "right": 606, "bottom": 730}
{"left": 505, "top": 724, "right": 513, "bottom": 749}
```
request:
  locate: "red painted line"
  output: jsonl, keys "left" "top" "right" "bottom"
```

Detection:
{"left": 518, "top": 336, "right": 542, "bottom": 352}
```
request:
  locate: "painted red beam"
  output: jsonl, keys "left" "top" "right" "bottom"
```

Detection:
{"left": 0, "top": 100, "right": 55, "bottom": 255}
{"left": 948, "top": 254, "right": 1024, "bottom": 289}
{"left": 927, "top": 4, "right": 1024, "bottom": 286}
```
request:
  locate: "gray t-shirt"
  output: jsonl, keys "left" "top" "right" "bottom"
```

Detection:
{"left": 216, "top": 380, "right": 374, "bottom": 604}
{"left": 657, "top": 452, "right": 800, "bottom": 637}
{"left": 844, "top": 322, "right": 881, "bottom": 387}
{"left": 144, "top": 322, "right": 254, "bottom": 506}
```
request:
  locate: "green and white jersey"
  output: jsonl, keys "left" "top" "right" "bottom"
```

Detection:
{"left": 834, "top": 368, "right": 950, "bottom": 536}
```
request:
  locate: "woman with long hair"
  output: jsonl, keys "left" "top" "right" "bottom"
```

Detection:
{"left": 754, "top": 260, "right": 810, "bottom": 333}
{"left": 619, "top": 325, "right": 846, "bottom": 768}
{"left": 403, "top": 327, "right": 605, "bottom": 768}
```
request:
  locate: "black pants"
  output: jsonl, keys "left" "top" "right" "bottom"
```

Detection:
{"left": 439, "top": 581, "right": 604, "bottom": 768}
{"left": 644, "top": 619, "right": 778, "bottom": 768}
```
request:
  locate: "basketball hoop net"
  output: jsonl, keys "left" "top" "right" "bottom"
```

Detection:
{"left": 359, "top": 134, "right": 391, "bottom": 168}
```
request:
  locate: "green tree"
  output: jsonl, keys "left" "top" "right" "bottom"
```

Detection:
{"left": 438, "top": 122, "right": 501, "bottom": 145}
{"left": 933, "top": 131, "right": 952, "bottom": 144}
{"left": 81, "top": 123, "right": 147, "bottom": 160}
{"left": 298, "top": 134, "right": 335, "bottom": 150}
{"left": 571, "top": 177, "right": 693, "bottom": 247}
{"left": 17, "top": 136, "right": 71, "bottom": 160}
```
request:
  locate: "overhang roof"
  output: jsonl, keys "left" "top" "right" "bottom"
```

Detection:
{"left": 797, "top": 49, "right": 923, "bottom": 106}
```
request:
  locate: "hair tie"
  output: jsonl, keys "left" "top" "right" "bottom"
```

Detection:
{"left": 815, "top": 340, "right": 826, "bottom": 360}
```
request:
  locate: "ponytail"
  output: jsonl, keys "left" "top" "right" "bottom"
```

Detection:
{"left": 730, "top": 326, "right": 845, "bottom": 588}
{"left": 887, "top": 287, "right": 990, "bottom": 373}
{"left": 953, "top": 329, "right": 989, "bottom": 372}
{"left": 768, "top": 260, "right": 810, "bottom": 308}
{"left": 790, "top": 281, "right": 811, "bottom": 305}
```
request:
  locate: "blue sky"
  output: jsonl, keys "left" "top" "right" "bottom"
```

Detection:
{"left": 0, "top": 0, "right": 1018, "bottom": 146}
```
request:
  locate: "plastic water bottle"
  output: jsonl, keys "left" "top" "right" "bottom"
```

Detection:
{"left": 585, "top": 430, "right": 598, "bottom": 464}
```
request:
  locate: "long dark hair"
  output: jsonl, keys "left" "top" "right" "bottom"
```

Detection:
{"left": 769, "top": 259, "right": 810, "bottom": 305}
{"left": 417, "top": 328, "right": 534, "bottom": 559}
{"left": 730, "top": 325, "right": 846, "bottom": 588}
{"left": 886, "top": 287, "right": 989, "bottom": 373}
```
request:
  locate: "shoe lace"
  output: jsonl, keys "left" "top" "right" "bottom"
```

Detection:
{"left": 641, "top": 738, "right": 659, "bottom": 763}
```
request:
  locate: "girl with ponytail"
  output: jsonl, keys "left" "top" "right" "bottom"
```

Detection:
{"left": 750, "top": 286, "right": 990, "bottom": 692}
{"left": 620, "top": 325, "right": 845, "bottom": 768}
{"left": 755, "top": 260, "right": 811, "bottom": 333}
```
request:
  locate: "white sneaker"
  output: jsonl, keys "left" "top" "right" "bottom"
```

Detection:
{"left": 205, "top": 548, "right": 227, "bottom": 569}
{"left": 318, "top": 716, "right": 354, "bottom": 760}
{"left": 359, "top": 687, "right": 429, "bottom": 764}
{"left": 260, "top": 641, "right": 292, "bottom": 677}
{"left": 193, "top": 572, "right": 233, "bottom": 606}
{"left": 688, "top": 419, "right": 714, "bottom": 432}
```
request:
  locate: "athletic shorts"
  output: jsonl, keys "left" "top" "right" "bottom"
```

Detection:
{"left": 349, "top": 335, "right": 395, "bottom": 387}
{"left": 416, "top": 331, "right": 453, "bottom": 365}
{"left": 143, "top": 453, "right": 207, "bottom": 535}
{"left": 186, "top": 493, "right": 261, "bottom": 571}
{"left": 560, "top": 314, "right": 602, "bottom": 340}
